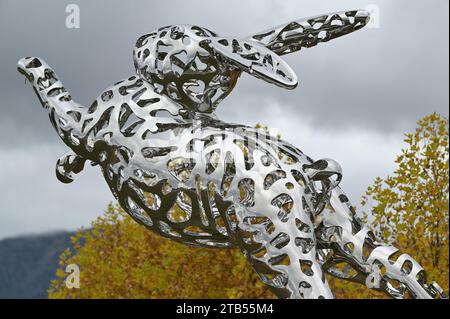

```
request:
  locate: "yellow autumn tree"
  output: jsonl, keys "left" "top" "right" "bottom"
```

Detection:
{"left": 331, "top": 113, "right": 449, "bottom": 298}
{"left": 48, "top": 203, "right": 274, "bottom": 299}
{"left": 366, "top": 113, "right": 448, "bottom": 290}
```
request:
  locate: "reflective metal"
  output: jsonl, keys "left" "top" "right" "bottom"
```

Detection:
{"left": 18, "top": 9, "right": 447, "bottom": 299}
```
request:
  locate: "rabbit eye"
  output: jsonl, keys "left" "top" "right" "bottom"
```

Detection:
{"left": 219, "top": 75, "right": 230, "bottom": 86}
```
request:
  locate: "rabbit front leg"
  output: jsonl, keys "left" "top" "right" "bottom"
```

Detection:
{"left": 214, "top": 155, "right": 334, "bottom": 299}
{"left": 216, "top": 200, "right": 333, "bottom": 299}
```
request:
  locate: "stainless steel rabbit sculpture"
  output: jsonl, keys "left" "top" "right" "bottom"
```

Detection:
{"left": 18, "top": 9, "right": 447, "bottom": 299}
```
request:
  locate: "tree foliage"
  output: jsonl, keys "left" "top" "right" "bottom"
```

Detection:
{"left": 48, "top": 204, "right": 274, "bottom": 299}
{"left": 320, "top": 113, "right": 449, "bottom": 299}
{"left": 361, "top": 113, "right": 448, "bottom": 293}
{"left": 49, "top": 114, "right": 448, "bottom": 299}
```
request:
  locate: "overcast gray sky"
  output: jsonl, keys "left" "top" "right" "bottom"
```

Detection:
{"left": 0, "top": 0, "right": 448, "bottom": 239}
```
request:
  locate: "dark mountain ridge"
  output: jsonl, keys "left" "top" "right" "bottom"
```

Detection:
{"left": 0, "top": 231, "right": 74, "bottom": 299}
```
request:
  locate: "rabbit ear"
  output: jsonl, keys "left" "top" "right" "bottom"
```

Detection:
{"left": 206, "top": 37, "right": 298, "bottom": 89}
{"left": 246, "top": 9, "right": 370, "bottom": 56}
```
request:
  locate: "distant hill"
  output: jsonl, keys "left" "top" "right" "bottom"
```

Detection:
{"left": 0, "top": 231, "right": 75, "bottom": 299}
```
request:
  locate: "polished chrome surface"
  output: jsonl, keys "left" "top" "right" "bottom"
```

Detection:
{"left": 18, "top": 9, "right": 447, "bottom": 299}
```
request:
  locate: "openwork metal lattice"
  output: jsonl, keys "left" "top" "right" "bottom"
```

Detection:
{"left": 18, "top": 10, "right": 447, "bottom": 299}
